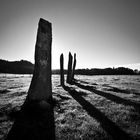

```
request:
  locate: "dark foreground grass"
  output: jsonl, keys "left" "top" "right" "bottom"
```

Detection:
{"left": 5, "top": 100, "right": 55, "bottom": 140}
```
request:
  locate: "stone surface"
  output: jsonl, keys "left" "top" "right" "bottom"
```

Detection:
{"left": 72, "top": 53, "right": 76, "bottom": 80}
{"left": 6, "top": 18, "right": 55, "bottom": 140}
{"left": 60, "top": 53, "right": 64, "bottom": 86}
{"left": 67, "top": 52, "right": 73, "bottom": 83}
{"left": 38, "top": 100, "right": 51, "bottom": 110}
{"left": 27, "top": 18, "right": 52, "bottom": 102}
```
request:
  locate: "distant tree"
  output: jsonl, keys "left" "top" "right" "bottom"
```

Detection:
{"left": 134, "top": 69, "right": 139, "bottom": 74}
{"left": 0, "top": 59, "right": 34, "bottom": 74}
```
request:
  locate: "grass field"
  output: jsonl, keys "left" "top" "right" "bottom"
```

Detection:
{"left": 0, "top": 74, "right": 140, "bottom": 140}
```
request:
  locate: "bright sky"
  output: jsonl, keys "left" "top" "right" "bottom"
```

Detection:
{"left": 0, "top": 0, "right": 140, "bottom": 70}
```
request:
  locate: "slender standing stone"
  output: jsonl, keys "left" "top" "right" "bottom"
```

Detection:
{"left": 60, "top": 53, "right": 64, "bottom": 86}
{"left": 72, "top": 53, "right": 76, "bottom": 81}
{"left": 27, "top": 18, "right": 52, "bottom": 102}
{"left": 66, "top": 52, "right": 73, "bottom": 83}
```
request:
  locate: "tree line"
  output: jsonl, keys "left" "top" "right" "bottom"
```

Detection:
{"left": 0, "top": 59, "right": 34, "bottom": 74}
{"left": 0, "top": 59, "right": 139, "bottom": 75}
{"left": 74, "top": 67, "right": 140, "bottom": 75}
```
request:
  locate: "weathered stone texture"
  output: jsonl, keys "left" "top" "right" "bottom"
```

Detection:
{"left": 60, "top": 53, "right": 64, "bottom": 86}
{"left": 27, "top": 18, "right": 52, "bottom": 102}
{"left": 67, "top": 52, "right": 73, "bottom": 83}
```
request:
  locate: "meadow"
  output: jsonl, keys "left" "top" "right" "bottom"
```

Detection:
{"left": 0, "top": 74, "right": 140, "bottom": 140}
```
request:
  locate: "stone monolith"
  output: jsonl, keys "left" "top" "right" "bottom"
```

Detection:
{"left": 60, "top": 53, "right": 64, "bottom": 86}
{"left": 66, "top": 52, "right": 73, "bottom": 83}
{"left": 72, "top": 53, "right": 76, "bottom": 81}
{"left": 26, "top": 18, "right": 52, "bottom": 102}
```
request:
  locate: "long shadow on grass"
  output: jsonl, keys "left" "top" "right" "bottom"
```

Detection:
{"left": 76, "top": 79, "right": 140, "bottom": 96}
{"left": 74, "top": 80, "right": 140, "bottom": 113}
{"left": 63, "top": 85, "right": 133, "bottom": 140}
{"left": 6, "top": 98, "right": 55, "bottom": 140}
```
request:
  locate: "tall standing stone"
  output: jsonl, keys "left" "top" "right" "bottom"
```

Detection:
{"left": 6, "top": 19, "right": 55, "bottom": 140}
{"left": 66, "top": 52, "right": 73, "bottom": 83}
{"left": 72, "top": 53, "right": 76, "bottom": 81}
{"left": 60, "top": 53, "right": 64, "bottom": 86}
{"left": 26, "top": 18, "right": 52, "bottom": 102}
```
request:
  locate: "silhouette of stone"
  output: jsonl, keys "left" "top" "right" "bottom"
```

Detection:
{"left": 38, "top": 100, "right": 51, "bottom": 110}
{"left": 72, "top": 53, "right": 76, "bottom": 81}
{"left": 60, "top": 53, "right": 64, "bottom": 86}
{"left": 66, "top": 52, "right": 73, "bottom": 83}
{"left": 6, "top": 18, "right": 55, "bottom": 140}
{"left": 26, "top": 18, "right": 52, "bottom": 102}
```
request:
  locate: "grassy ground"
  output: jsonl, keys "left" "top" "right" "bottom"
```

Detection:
{"left": 0, "top": 75, "right": 140, "bottom": 139}
{"left": 54, "top": 75, "right": 140, "bottom": 140}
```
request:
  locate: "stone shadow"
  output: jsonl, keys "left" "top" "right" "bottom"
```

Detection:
{"left": 74, "top": 80, "right": 140, "bottom": 113}
{"left": 77, "top": 79, "right": 140, "bottom": 96}
{"left": 5, "top": 99, "right": 55, "bottom": 140}
{"left": 63, "top": 85, "right": 133, "bottom": 140}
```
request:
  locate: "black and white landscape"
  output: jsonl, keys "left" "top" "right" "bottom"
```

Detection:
{"left": 0, "top": 0, "right": 140, "bottom": 140}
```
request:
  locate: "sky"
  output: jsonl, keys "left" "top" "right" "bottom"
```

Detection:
{"left": 0, "top": 0, "right": 140, "bottom": 70}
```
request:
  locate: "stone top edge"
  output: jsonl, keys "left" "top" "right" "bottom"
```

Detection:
{"left": 39, "top": 18, "right": 52, "bottom": 26}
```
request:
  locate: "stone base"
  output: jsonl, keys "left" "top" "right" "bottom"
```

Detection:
{"left": 6, "top": 100, "right": 55, "bottom": 140}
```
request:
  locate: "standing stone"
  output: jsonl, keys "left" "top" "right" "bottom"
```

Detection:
{"left": 6, "top": 18, "right": 55, "bottom": 140}
{"left": 66, "top": 52, "right": 73, "bottom": 84}
{"left": 26, "top": 18, "right": 52, "bottom": 102}
{"left": 72, "top": 53, "right": 76, "bottom": 81}
{"left": 60, "top": 53, "right": 64, "bottom": 86}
